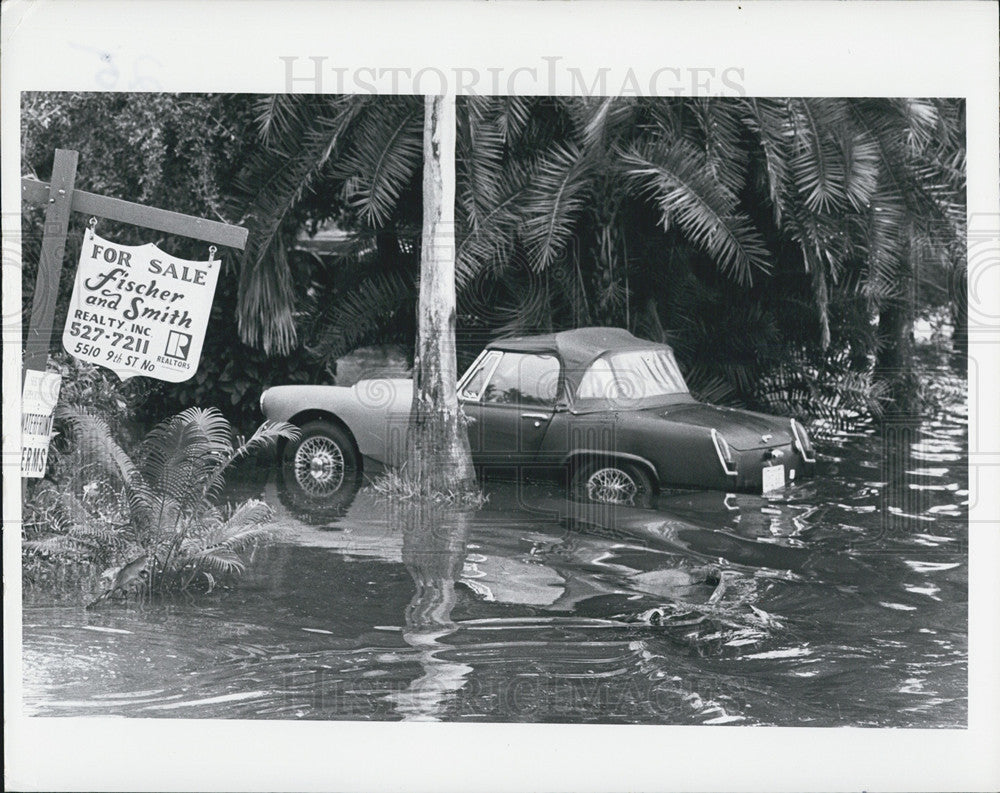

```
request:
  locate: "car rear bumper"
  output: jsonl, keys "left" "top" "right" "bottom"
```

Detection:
{"left": 731, "top": 443, "right": 815, "bottom": 492}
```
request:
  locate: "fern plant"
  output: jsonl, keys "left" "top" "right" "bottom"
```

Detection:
{"left": 23, "top": 406, "right": 298, "bottom": 600}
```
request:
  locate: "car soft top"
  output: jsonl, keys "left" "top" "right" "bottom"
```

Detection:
{"left": 486, "top": 326, "right": 676, "bottom": 400}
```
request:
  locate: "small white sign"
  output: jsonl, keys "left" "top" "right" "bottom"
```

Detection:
{"left": 21, "top": 370, "right": 62, "bottom": 478}
{"left": 762, "top": 464, "right": 785, "bottom": 493}
{"left": 62, "top": 231, "right": 220, "bottom": 382}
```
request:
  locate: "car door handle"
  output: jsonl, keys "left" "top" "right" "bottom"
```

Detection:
{"left": 521, "top": 412, "right": 550, "bottom": 427}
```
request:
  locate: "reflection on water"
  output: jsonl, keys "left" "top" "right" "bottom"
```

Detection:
{"left": 390, "top": 501, "right": 473, "bottom": 721}
{"left": 22, "top": 348, "right": 968, "bottom": 726}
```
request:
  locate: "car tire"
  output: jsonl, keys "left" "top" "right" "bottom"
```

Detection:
{"left": 280, "top": 420, "right": 360, "bottom": 502}
{"left": 572, "top": 458, "right": 655, "bottom": 507}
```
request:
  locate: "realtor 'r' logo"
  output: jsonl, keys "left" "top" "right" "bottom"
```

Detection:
{"left": 164, "top": 330, "right": 193, "bottom": 361}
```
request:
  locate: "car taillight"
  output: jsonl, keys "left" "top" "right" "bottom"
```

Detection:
{"left": 711, "top": 429, "right": 738, "bottom": 476}
{"left": 790, "top": 419, "right": 816, "bottom": 463}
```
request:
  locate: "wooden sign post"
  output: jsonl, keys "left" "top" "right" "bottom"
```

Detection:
{"left": 20, "top": 148, "right": 249, "bottom": 479}
{"left": 23, "top": 149, "right": 79, "bottom": 373}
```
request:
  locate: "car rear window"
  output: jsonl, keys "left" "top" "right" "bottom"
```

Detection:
{"left": 577, "top": 349, "right": 688, "bottom": 400}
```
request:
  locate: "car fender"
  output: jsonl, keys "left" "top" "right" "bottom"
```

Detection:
{"left": 553, "top": 411, "right": 729, "bottom": 490}
{"left": 261, "top": 379, "right": 413, "bottom": 464}
{"left": 617, "top": 413, "right": 730, "bottom": 489}
{"left": 562, "top": 448, "right": 659, "bottom": 484}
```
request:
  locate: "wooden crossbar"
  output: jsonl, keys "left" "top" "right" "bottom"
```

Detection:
{"left": 21, "top": 177, "right": 248, "bottom": 250}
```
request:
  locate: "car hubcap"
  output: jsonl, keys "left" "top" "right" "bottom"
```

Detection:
{"left": 586, "top": 467, "right": 638, "bottom": 504}
{"left": 293, "top": 437, "right": 345, "bottom": 496}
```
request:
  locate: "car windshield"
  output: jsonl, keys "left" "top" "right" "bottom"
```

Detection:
{"left": 576, "top": 349, "right": 688, "bottom": 401}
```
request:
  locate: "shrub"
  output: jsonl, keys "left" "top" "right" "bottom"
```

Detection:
{"left": 23, "top": 406, "right": 298, "bottom": 603}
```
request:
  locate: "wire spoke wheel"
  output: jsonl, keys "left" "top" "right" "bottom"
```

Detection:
{"left": 586, "top": 466, "right": 638, "bottom": 505}
{"left": 293, "top": 436, "right": 346, "bottom": 496}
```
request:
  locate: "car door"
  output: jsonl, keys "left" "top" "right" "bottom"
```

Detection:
{"left": 461, "top": 351, "right": 561, "bottom": 465}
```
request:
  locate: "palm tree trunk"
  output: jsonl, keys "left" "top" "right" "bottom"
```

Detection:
{"left": 406, "top": 94, "right": 476, "bottom": 494}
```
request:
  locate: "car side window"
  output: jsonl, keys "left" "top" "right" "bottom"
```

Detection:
{"left": 460, "top": 350, "right": 502, "bottom": 401}
{"left": 482, "top": 352, "right": 560, "bottom": 406}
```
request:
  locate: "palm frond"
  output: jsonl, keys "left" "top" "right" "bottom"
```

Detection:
{"left": 237, "top": 95, "right": 367, "bottom": 353}
{"left": 618, "top": 137, "right": 772, "bottom": 285}
{"left": 487, "top": 261, "right": 555, "bottom": 337}
{"left": 178, "top": 406, "right": 234, "bottom": 454}
{"left": 688, "top": 98, "right": 748, "bottom": 196}
{"left": 188, "top": 547, "right": 245, "bottom": 576}
{"left": 455, "top": 157, "right": 532, "bottom": 288}
{"left": 142, "top": 492, "right": 183, "bottom": 536}
{"left": 336, "top": 97, "right": 423, "bottom": 227}
{"left": 457, "top": 96, "right": 507, "bottom": 231}
{"left": 787, "top": 98, "right": 851, "bottom": 213}
{"left": 201, "top": 421, "right": 300, "bottom": 503}
{"left": 254, "top": 94, "right": 310, "bottom": 146}
{"left": 841, "top": 131, "right": 881, "bottom": 212}
{"left": 740, "top": 98, "right": 790, "bottom": 225}
{"left": 560, "top": 96, "right": 638, "bottom": 154}
{"left": 56, "top": 407, "right": 138, "bottom": 485}
{"left": 864, "top": 191, "right": 908, "bottom": 299}
{"left": 234, "top": 420, "right": 299, "bottom": 461}
{"left": 756, "top": 350, "right": 889, "bottom": 430}
{"left": 140, "top": 411, "right": 218, "bottom": 510}
{"left": 308, "top": 268, "right": 415, "bottom": 359}
{"left": 187, "top": 500, "right": 277, "bottom": 576}
{"left": 237, "top": 230, "right": 299, "bottom": 356}
{"left": 496, "top": 96, "right": 533, "bottom": 144}
{"left": 518, "top": 141, "right": 593, "bottom": 271}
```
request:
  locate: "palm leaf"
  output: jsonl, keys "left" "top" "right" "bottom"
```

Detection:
{"left": 140, "top": 411, "right": 217, "bottom": 512}
{"left": 57, "top": 407, "right": 138, "bottom": 485}
{"left": 201, "top": 421, "right": 299, "bottom": 503}
{"left": 496, "top": 95, "right": 533, "bottom": 144}
{"left": 787, "top": 98, "right": 850, "bottom": 213}
{"left": 741, "top": 97, "right": 791, "bottom": 224}
{"left": 237, "top": 95, "right": 367, "bottom": 353}
{"left": 455, "top": 157, "right": 532, "bottom": 287}
{"left": 618, "top": 137, "right": 772, "bottom": 285}
{"left": 688, "top": 98, "right": 748, "bottom": 196}
{"left": 335, "top": 97, "right": 423, "bottom": 227}
{"left": 308, "top": 269, "right": 415, "bottom": 359}
{"left": 518, "top": 141, "right": 593, "bottom": 272}
{"left": 457, "top": 96, "right": 507, "bottom": 231}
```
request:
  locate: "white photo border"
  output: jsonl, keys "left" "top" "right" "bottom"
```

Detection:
{"left": 3, "top": 1, "right": 998, "bottom": 791}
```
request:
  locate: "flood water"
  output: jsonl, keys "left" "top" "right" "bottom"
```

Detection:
{"left": 22, "top": 349, "right": 968, "bottom": 726}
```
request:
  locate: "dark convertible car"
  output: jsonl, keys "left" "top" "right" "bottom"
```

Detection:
{"left": 260, "top": 327, "right": 816, "bottom": 505}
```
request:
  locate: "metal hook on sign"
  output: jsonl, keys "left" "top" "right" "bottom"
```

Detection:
{"left": 87, "top": 216, "right": 98, "bottom": 240}
{"left": 208, "top": 245, "right": 217, "bottom": 267}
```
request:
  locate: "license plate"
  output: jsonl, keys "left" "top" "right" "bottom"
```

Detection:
{"left": 762, "top": 464, "right": 785, "bottom": 492}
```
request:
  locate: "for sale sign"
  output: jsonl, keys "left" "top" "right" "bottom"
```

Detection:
{"left": 62, "top": 232, "right": 220, "bottom": 382}
{"left": 21, "top": 370, "right": 61, "bottom": 478}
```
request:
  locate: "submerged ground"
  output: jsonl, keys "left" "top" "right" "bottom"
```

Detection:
{"left": 22, "top": 346, "right": 967, "bottom": 726}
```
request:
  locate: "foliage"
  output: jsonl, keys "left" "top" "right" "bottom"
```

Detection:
{"left": 44, "top": 350, "right": 153, "bottom": 442}
{"left": 367, "top": 468, "right": 488, "bottom": 508}
{"left": 235, "top": 96, "right": 966, "bottom": 422}
{"left": 23, "top": 406, "right": 298, "bottom": 600}
{"left": 21, "top": 94, "right": 966, "bottom": 432}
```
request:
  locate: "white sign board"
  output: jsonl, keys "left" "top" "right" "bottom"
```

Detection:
{"left": 21, "top": 370, "right": 62, "bottom": 478}
{"left": 62, "top": 231, "right": 220, "bottom": 382}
